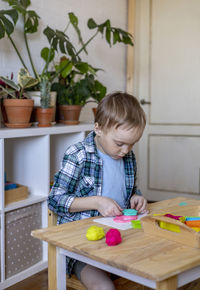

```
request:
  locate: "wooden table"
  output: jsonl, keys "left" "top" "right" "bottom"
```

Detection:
{"left": 32, "top": 197, "right": 200, "bottom": 290}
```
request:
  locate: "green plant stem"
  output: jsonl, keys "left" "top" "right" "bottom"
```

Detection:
{"left": 19, "top": 87, "right": 24, "bottom": 98}
{"left": 23, "top": 17, "right": 40, "bottom": 81}
{"left": 8, "top": 35, "right": 28, "bottom": 70}
{"left": 42, "top": 44, "right": 53, "bottom": 76}
{"left": 76, "top": 30, "right": 99, "bottom": 56}
{"left": 64, "top": 21, "right": 70, "bottom": 33}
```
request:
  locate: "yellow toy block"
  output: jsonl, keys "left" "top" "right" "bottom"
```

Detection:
{"left": 159, "top": 221, "right": 180, "bottom": 233}
{"left": 191, "top": 227, "right": 200, "bottom": 232}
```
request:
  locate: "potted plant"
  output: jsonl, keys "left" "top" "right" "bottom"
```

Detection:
{"left": 49, "top": 12, "right": 133, "bottom": 124}
{"left": 0, "top": 1, "right": 134, "bottom": 125}
{"left": 52, "top": 56, "right": 106, "bottom": 124}
{"left": 35, "top": 75, "right": 54, "bottom": 127}
{"left": 0, "top": 68, "right": 38, "bottom": 128}
{"left": 0, "top": 0, "right": 56, "bottom": 125}
{"left": 45, "top": 12, "right": 133, "bottom": 124}
{"left": 86, "top": 74, "right": 107, "bottom": 117}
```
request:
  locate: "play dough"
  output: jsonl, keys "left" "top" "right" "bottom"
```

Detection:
{"left": 86, "top": 226, "right": 105, "bottom": 241}
{"left": 122, "top": 209, "right": 138, "bottom": 216}
{"left": 113, "top": 215, "right": 138, "bottom": 223}
{"left": 105, "top": 229, "right": 122, "bottom": 246}
{"left": 131, "top": 220, "right": 142, "bottom": 229}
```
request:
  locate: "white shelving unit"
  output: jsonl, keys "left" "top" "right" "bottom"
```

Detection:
{"left": 0, "top": 123, "right": 94, "bottom": 289}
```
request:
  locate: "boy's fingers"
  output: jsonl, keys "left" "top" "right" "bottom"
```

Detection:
{"left": 135, "top": 200, "right": 143, "bottom": 211}
{"left": 139, "top": 201, "right": 148, "bottom": 213}
{"left": 116, "top": 205, "right": 123, "bottom": 216}
{"left": 136, "top": 199, "right": 146, "bottom": 212}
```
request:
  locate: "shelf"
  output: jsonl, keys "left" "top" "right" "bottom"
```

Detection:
{"left": 5, "top": 195, "right": 47, "bottom": 212}
{"left": 0, "top": 122, "right": 94, "bottom": 138}
{"left": 0, "top": 123, "right": 92, "bottom": 287}
{"left": 1, "top": 261, "right": 48, "bottom": 289}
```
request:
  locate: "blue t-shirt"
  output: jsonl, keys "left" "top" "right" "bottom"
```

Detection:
{"left": 97, "top": 149, "right": 127, "bottom": 208}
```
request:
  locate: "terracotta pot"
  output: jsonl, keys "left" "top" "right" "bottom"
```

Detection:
{"left": 58, "top": 105, "right": 65, "bottom": 123}
{"left": 3, "top": 99, "right": 34, "bottom": 128}
{"left": 26, "top": 91, "right": 57, "bottom": 123}
{"left": 36, "top": 107, "right": 54, "bottom": 127}
{"left": 59, "top": 105, "right": 82, "bottom": 125}
{"left": 92, "top": 107, "right": 97, "bottom": 118}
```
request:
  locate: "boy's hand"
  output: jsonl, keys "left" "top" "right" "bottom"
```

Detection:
{"left": 130, "top": 195, "right": 148, "bottom": 213}
{"left": 97, "top": 196, "right": 122, "bottom": 217}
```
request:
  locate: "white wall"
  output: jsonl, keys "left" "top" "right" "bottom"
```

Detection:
{"left": 0, "top": 0, "right": 128, "bottom": 122}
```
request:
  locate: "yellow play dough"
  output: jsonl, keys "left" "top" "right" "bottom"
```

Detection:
{"left": 86, "top": 226, "right": 105, "bottom": 241}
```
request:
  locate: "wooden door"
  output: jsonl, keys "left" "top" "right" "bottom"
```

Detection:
{"left": 133, "top": 0, "right": 200, "bottom": 201}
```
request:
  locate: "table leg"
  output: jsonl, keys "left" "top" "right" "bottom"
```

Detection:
{"left": 48, "top": 243, "right": 57, "bottom": 290}
{"left": 56, "top": 248, "right": 66, "bottom": 290}
{"left": 156, "top": 276, "right": 177, "bottom": 290}
{"left": 48, "top": 210, "right": 58, "bottom": 290}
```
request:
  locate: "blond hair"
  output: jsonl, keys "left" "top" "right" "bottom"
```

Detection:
{"left": 95, "top": 92, "right": 146, "bottom": 130}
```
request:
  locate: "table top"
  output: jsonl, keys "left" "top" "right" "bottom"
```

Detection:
{"left": 32, "top": 197, "right": 200, "bottom": 282}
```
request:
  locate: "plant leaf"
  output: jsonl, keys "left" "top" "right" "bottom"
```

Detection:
{"left": 0, "top": 22, "right": 4, "bottom": 38}
{"left": 1, "top": 15, "right": 14, "bottom": 35}
{"left": 66, "top": 40, "right": 78, "bottom": 62}
{"left": 20, "top": 0, "right": 31, "bottom": 9}
{"left": 56, "top": 59, "right": 73, "bottom": 78}
{"left": 3, "top": 0, "right": 31, "bottom": 9}
{"left": 3, "top": 0, "right": 28, "bottom": 15}
{"left": 41, "top": 47, "right": 55, "bottom": 63}
{"left": 94, "top": 80, "right": 107, "bottom": 100}
{"left": 113, "top": 30, "right": 120, "bottom": 44}
{"left": 106, "top": 27, "right": 111, "bottom": 46}
{"left": 68, "top": 12, "right": 87, "bottom": 54}
{"left": 90, "top": 19, "right": 134, "bottom": 47}
{"left": 43, "top": 26, "right": 55, "bottom": 43}
{"left": 0, "top": 9, "right": 18, "bottom": 38}
{"left": 75, "top": 62, "right": 89, "bottom": 74}
{"left": 24, "top": 10, "right": 40, "bottom": 34}
{"left": 113, "top": 28, "right": 134, "bottom": 46}
{"left": 43, "top": 26, "right": 79, "bottom": 62}
{"left": 0, "top": 76, "right": 19, "bottom": 91}
{"left": 87, "top": 18, "right": 97, "bottom": 29}
{"left": 0, "top": 85, "right": 16, "bottom": 98}
{"left": 18, "top": 68, "right": 38, "bottom": 89}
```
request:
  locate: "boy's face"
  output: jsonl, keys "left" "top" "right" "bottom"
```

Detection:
{"left": 94, "top": 124, "right": 144, "bottom": 159}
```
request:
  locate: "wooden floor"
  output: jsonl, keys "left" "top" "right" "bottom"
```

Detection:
{"left": 6, "top": 269, "right": 200, "bottom": 290}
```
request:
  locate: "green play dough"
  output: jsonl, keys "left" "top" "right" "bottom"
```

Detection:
{"left": 131, "top": 220, "right": 142, "bottom": 229}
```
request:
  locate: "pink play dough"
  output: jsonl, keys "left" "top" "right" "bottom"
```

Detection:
{"left": 105, "top": 229, "right": 122, "bottom": 246}
{"left": 113, "top": 215, "right": 138, "bottom": 223}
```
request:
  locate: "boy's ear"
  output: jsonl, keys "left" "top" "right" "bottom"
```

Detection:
{"left": 94, "top": 122, "right": 102, "bottom": 136}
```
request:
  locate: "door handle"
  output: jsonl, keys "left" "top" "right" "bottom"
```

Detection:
{"left": 140, "top": 99, "right": 151, "bottom": 105}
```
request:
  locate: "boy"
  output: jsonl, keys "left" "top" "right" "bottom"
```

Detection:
{"left": 48, "top": 92, "right": 148, "bottom": 290}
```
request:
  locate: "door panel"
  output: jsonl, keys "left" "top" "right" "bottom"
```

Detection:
{"left": 135, "top": 0, "right": 200, "bottom": 201}
{"left": 149, "top": 135, "right": 200, "bottom": 194}
{"left": 151, "top": 0, "right": 200, "bottom": 125}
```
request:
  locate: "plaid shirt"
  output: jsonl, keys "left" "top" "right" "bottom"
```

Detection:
{"left": 48, "top": 130, "right": 142, "bottom": 275}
